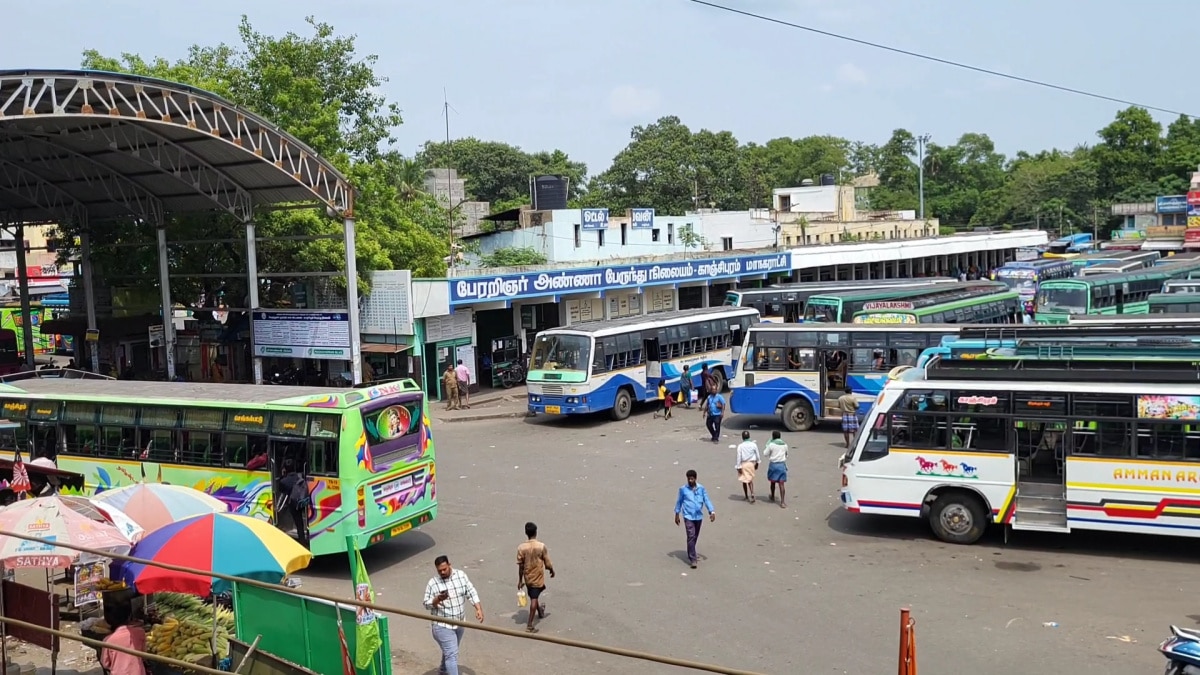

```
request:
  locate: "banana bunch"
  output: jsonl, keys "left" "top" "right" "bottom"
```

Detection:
{"left": 94, "top": 578, "right": 127, "bottom": 592}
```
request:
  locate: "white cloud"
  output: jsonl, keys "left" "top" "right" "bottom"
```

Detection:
{"left": 607, "top": 85, "right": 661, "bottom": 119}
{"left": 819, "top": 84, "right": 835, "bottom": 93}
{"left": 836, "top": 63, "right": 868, "bottom": 85}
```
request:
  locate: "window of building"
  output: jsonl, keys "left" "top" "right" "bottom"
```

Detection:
{"left": 598, "top": 230, "right": 606, "bottom": 247}
{"left": 574, "top": 224, "right": 582, "bottom": 247}
{"left": 667, "top": 222, "right": 675, "bottom": 244}
{"left": 621, "top": 222, "right": 628, "bottom": 245}
{"left": 786, "top": 236, "right": 793, "bottom": 246}
{"left": 721, "top": 237, "right": 733, "bottom": 251}
{"left": 651, "top": 228, "right": 661, "bottom": 242}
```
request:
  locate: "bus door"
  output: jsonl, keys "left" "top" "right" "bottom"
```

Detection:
{"left": 268, "top": 412, "right": 311, "bottom": 543}
{"left": 25, "top": 403, "right": 60, "bottom": 462}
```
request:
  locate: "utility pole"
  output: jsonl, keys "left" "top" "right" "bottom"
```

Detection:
{"left": 443, "top": 90, "right": 455, "bottom": 269}
{"left": 917, "top": 134, "right": 931, "bottom": 220}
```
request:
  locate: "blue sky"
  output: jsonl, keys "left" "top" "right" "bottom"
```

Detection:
{"left": 3, "top": 0, "right": 1196, "bottom": 177}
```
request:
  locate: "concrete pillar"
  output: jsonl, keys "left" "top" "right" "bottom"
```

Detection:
{"left": 156, "top": 225, "right": 176, "bottom": 380}
{"left": 344, "top": 217, "right": 363, "bottom": 385}
{"left": 245, "top": 219, "right": 263, "bottom": 385}
{"left": 80, "top": 231, "right": 99, "bottom": 373}
{"left": 12, "top": 224, "right": 34, "bottom": 368}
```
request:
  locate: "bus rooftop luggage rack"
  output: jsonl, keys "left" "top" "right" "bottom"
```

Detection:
{"left": 958, "top": 324, "right": 1200, "bottom": 344}
{"left": 927, "top": 356, "right": 1200, "bottom": 383}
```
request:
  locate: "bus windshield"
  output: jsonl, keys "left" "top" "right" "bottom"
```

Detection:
{"left": 723, "top": 292, "right": 740, "bottom": 306}
{"left": 1038, "top": 286, "right": 1088, "bottom": 314}
{"left": 993, "top": 270, "right": 1035, "bottom": 293}
{"left": 529, "top": 333, "right": 591, "bottom": 372}
{"left": 804, "top": 300, "right": 838, "bottom": 323}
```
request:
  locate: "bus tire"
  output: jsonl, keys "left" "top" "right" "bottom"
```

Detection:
{"left": 781, "top": 399, "right": 814, "bottom": 432}
{"left": 710, "top": 367, "right": 727, "bottom": 393}
{"left": 928, "top": 492, "right": 988, "bottom": 545}
{"left": 611, "top": 388, "right": 633, "bottom": 421}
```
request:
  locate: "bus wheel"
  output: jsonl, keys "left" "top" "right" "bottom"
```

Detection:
{"left": 710, "top": 368, "right": 727, "bottom": 392}
{"left": 611, "top": 388, "right": 633, "bottom": 421}
{"left": 929, "top": 492, "right": 987, "bottom": 545}
{"left": 781, "top": 399, "right": 814, "bottom": 432}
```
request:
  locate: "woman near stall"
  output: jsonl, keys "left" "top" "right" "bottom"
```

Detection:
{"left": 101, "top": 599, "right": 147, "bottom": 675}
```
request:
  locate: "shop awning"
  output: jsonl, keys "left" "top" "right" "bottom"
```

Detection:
{"left": 360, "top": 343, "right": 413, "bottom": 354}
{"left": 1141, "top": 239, "right": 1185, "bottom": 251}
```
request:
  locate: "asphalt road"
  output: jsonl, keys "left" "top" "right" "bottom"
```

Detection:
{"left": 300, "top": 403, "right": 1199, "bottom": 675}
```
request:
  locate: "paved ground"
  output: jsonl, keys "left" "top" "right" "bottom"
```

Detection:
{"left": 300, "top": 400, "right": 1196, "bottom": 674}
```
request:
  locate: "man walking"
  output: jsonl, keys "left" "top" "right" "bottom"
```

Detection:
{"left": 704, "top": 387, "right": 726, "bottom": 443}
{"left": 763, "top": 430, "right": 789, "bottom": 508}
{"left": 516, "top": 522, "right": 555, "bottom": 633}
{"left": 674, "top": 469, "right": 715, "bottom": 569}
{"left": 734, "top": 430, "right": 760, "bottom": 503}
{"left": 697, "top": 364, "right": 712, "bottom": 409}
{"left": 837, "top": 386, "right": 860, "bottom": 449}
{"left": 422, "top": 555, "right": 484, "bottom": 675}
{"left": 441, "top": 364, "right": 460, "bottom": 411}
{"left": 455, "top": 359, "right": 472, "bottom": 408}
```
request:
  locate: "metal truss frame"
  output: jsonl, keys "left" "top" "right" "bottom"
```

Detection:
{"left": 0, "top": 159, "right": 86, "bottom": 226}
{"left": 0, "top": 72, "right": 355, "bottom": 219}
{"left": 0, "top": 133, "right": 163, "bottom": 224}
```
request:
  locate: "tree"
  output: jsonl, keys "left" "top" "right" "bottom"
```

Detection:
{"left": 416, "top": 139, "right": 587, "bottom": 206}
{"left": 71, "top": 16, "right": 446, "bottom": 304}
{"left": 477, "top": 247, "right": 548, "bottom": 267}
{"left": 869, "top": 129, "right": 919, "bottom": 210}
{"left": 590, "top": 116, "right": 748, "bottom": 214}
{"left": 1092, "top": 106, "right": 1164, "bottom": 199}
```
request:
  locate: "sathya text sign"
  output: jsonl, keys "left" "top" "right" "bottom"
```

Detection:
{"left": 581, "top": 208, "right": 609, "bottom": 230}
{"left": 630, "top": 208, "right": 655, "bottom": 229}
{"left": 451, "top": 253, "right": 792, "bottom": 304}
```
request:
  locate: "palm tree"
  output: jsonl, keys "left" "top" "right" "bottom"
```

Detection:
{"left": 394, "top": 157, "right": 427, "bottom": 202}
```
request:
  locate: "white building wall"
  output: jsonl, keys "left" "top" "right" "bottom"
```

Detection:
{"left": 471, "top": 209, "right": 701, "bottom": 264}
{"left": 692, "top": 211, "right": 781, "bottom": 250}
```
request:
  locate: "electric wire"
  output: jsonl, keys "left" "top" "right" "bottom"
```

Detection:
{"left": 0, "top": 529, "right": 769, "bottom": 675}
{"left": 686, "top": 0, "right": 1196, "bottom": 118}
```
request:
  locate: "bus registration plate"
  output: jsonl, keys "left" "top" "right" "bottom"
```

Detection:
{"left": 545, "top": 405, "right": 561, "bottom": 414}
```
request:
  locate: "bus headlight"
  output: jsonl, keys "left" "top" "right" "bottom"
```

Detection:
{"left": 530, "top": 395, "right": 541, "bottom": 403}
{"left": 566, "top": 397, "right": 579, "bottom": 404}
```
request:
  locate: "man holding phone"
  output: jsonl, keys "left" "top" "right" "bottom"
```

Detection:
{"left": 422, "top": 555, "right": 484, "bottom": 675}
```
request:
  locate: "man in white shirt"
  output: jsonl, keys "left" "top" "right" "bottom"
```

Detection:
{"left": 762, "top": 430, "right": 789, "bottom": 508}
{"left": 422, "top": 555, "right": 484, "bottom": 675}
{"left": 734, "top": 430, "right": 760, "bottom": 503}
{"left": 454, "top": 359, "right": 472, "bottom": 408}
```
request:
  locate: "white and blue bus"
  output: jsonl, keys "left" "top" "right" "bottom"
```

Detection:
{"left": 730, "top": 324, "right": 959, "bottom": 431}
{"left": 525, "top": 306, "right": 759, "bottom": 420}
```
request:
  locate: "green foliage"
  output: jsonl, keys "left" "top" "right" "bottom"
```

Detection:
{"left": 74, "top": 16, "right": 446, "bottom": 304}
{"left": 416, "top": 138, "right": 587, "bottom": 205}
{"left": 477, "top": 247, "right": 548, "bottom": 268}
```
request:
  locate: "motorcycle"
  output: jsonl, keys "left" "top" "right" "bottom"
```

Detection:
{"left": 497, "top": 360, "right": 526, "bottom": 388}
{"left": 1160, "top": 625, "right": 1200, "bottom": 674}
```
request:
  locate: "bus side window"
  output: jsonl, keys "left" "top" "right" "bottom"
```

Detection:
{"left": 309, "top": 439, "right": 338, "bottom": 476}
{"left": 788, "top": 348, "right": 814, "bottom": 370}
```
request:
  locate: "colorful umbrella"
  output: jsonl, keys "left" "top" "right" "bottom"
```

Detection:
{"left": 58, "top": 496, "right": 145, "bottom": 544}
{"left": 0, "top": 496, "right": 133, "bottom": 568}
{"left": 120, "top": 513, "right": 311, "bottom": 596}
{"left": 92, "top": 483, "right": 229, "bottom": 533}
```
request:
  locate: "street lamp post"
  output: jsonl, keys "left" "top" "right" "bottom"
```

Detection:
{"left": 917, "top": 133, "right": 931, "bottom": 221}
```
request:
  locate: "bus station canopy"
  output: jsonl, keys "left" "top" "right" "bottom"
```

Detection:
{"left": 0, "top": 69, "right": 354, "bottom": 224}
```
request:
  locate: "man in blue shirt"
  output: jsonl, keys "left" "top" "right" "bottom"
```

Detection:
{"left": 674, "top": 469, "right": 716, "bottom": 569}
{"left": 704, "top": 390, "right": 727, "bottom": 443}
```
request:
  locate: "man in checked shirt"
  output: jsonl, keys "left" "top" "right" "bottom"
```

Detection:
{"left": 423, "top": 555, "right": 484, "bottom": 675}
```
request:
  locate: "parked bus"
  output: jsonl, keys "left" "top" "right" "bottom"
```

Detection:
{"left": 1035, "top": 261, "right": 1200, "bottom": 324}
{"left": 990, "top": 259, "right": 1073, "bottom": 312}
{"left": 1149, "top": 292, "right": 1200, "bottom": 314}
{"left": 723, "top": 278, "right": 956, "bottom": 322}
{"left": 1041, "top": 233, "right": 1094, "bottom": 258}
{"left": 1078, "top": 256, "right": 1163, "bottom": 277}
{"left": 849, "top": 287, "right": 1022, "bottom": 325}
{"left": 732, "top": 324, "right": 959, "bottom": 431}
{"left": 1069, "top": 249, "right": 1160, "bottom": 274}
{"left": 1161, "top": 279, "right": 1200, "bottom": 294}
{"left": 804, "top": 282, "right": 1008, "bottom": 323}
{"left": 838, "top": 348, "right": 1200, "bottom": 545}
{"left": 1155, "top": 252, "right": 1200, "bottom": 267}
{"left": 0, "top": 377, "right": 436, "bottom": 556}
{"left": 525, "top": 306, "right": 759, "bottom": 420}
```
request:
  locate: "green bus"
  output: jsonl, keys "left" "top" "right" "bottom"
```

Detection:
{"left": 1035, "top": 262, "right": 1200, "bottom": 324}
{"left": 1069, "top": 249, "right": 1160, "bottom": 274}
{"left": 1149, "top": 292, "right": 1200, "bottom": 314}
{"left": 0, "top": 376, "right": 436, "bottom": 556}
{"left": 803, "top": 282, "right": 1012, "bottom": 323}
{"left": 850, "top": 288, "right": 1022, "bottom": 325}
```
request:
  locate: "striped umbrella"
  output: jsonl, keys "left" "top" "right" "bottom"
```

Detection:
{"left": 0, "top": 496, "right": 132, "bottom": 568}
{"left": 120, "top": 513, "right": 311, "bottom": 595}
{"left": 92, "top": 483, "right": 229, "bottom": 533}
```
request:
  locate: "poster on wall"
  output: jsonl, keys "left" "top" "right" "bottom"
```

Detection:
{"left": 455, "top": 344, "right": 477, "bottom": 385}
{"left": 251, "top": 311, "right": 351, "bottom": 360}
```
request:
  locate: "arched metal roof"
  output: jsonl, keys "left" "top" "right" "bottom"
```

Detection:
{"left": 0, "top": 69, "right": 355, "bottom": 225}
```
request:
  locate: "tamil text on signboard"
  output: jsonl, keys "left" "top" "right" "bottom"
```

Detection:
{"left": 630, "top": 208, "right": 655, "bottom": 229}
{"left": 449, "top": 253, "right": 793, "bottom": 304}
{"left": 581, "top": 208, "right": 609, "bottom": 230}
{"left": 1157, "top": 195, "right": 1188, "bottom": 214}
{"left": 862, "top": 301, "right": 915, "bottom": 311}
{"left": 252, "top": 311, "right": 352, "bottom": 360}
